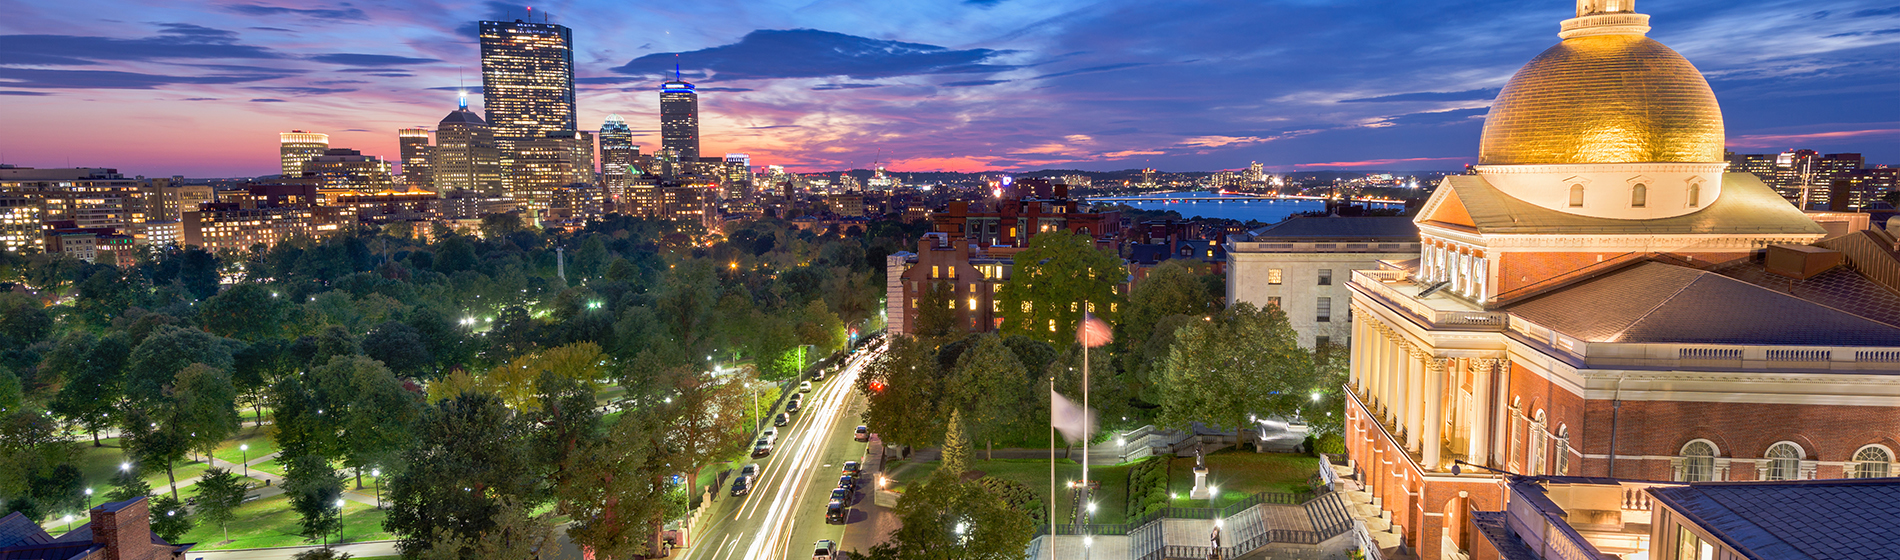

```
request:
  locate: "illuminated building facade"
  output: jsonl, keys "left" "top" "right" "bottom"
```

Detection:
{"left": 660, "top": 77, "right": 700, "bottom": 161}
{"left": 280, "top": 131, "right": 329, "bottom": 176}
{"left": 435, "top": 103, "right": 504, "bottom": 196}
{"left": 723, "top": 153, "right": 751, "bottom": 201}
{"left": 479, "top": 19, "right": 576, "bottom": 187}
{"left": 513, "top": 130, "right": 595, "bottom": 213}
{"left": 399, "top": 128, "right": 434, "bottom": 191}
{"left": 305, "top": 148, "right": 397, "bottom": 192}
{"left": 928, "top": 178, "right": 1121, "bottom": 249}
{"left": 600, "top": 114, "right": 640, "bottom": 206}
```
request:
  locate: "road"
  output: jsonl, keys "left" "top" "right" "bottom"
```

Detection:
{"left": 681, "top": 347, "right": 878, "bottom": 560}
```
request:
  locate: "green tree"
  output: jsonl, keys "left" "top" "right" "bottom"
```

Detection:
{"left": 556, "top": 404, "right": 680, "bottom": 559}
{"left": 995, "top": 230, "right": 1125, "bottom": 347}
{"left": 282, "top": 454, "right": 345, "bottom": 544}
{"left": 149, "top": 494, "right": 194, "bottom": 543}
{"left": 414, "top": 496, "right": 555, "bottom": 560}
{"left": 433, "top": 235, "right": 478, "bottom": 274}
{"left": 198, "top": 283, "right": 288, "bottom": 341}
{"left": 942, "top": 409, "right": 971, "bottom": 477}
{"left": 193, "top": 468, "right": 251, "bottom": 544}
{"left": 1120, "top": 260, "right": 1220, "bottom": 394}
{"left": 857, "top": 335, "right": 943, "bottom": 452}
{"left": 1156, "top": 302, "right": 1312, "bottom": 436}
{"left": 384, "top": 392, "right": 543, "bottom": 557}
{"left": 948, "top": 334, "right": 1029, "bottom": 459}
{"left": 47, "top": 332, "right": 129, "bottom": 444}
{"left": 124, "top": 364, "right": 240, "bottom": 499}
{"left": 291, "top": 548, "right": 354, "bottom": 560}
{"left": 860, "top": 469, "right": 1035, "bottom": 560}
{"left": 913, "top": 280, "right": 959, "bottom": 339}
{"left": 0, "top": 369, "right": 18, "bottom": 415}
{"left": 104, "top": 469, "right": 151, "bottom": 503}
{"left": 123, "top": 326, "right": 240, "bottom": 405}
{"left": 651, "top": 367, "right": 750, "bottom": 504}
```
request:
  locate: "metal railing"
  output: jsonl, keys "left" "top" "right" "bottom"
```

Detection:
{"left": 1352, "top": 519, "right": 1385, "bottom": 560}
{"left": 1351, "top": 270, "right": 1507, "bottom": 331}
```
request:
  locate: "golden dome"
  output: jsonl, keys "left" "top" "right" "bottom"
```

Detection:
{"left": 1478, "top": 33, "right": 1724, "bottom": 165}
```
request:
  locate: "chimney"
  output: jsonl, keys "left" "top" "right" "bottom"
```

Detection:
{"left": 91, "top": 497, "right": 159, "bottom": 560}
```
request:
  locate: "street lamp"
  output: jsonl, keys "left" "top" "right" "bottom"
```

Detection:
{"left": 240, "top": 444, "right": 249, "bottom": 477}
{"left": 84, "top": 488, "right": 92, "bottom": 509}
{"left": 62, "top": 514, "right": 72, "bottom": 532}
{"left": 371, "top": 469, "right": 382, "bottom": 509}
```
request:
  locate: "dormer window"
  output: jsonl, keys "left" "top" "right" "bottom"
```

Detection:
{"left": 1630, "top": 184, "right": 1647, "bottom": 208}
{"left": 1568, "top": 184, "right": 1585, "bottom": 207}
{"left": 1687, "top": 183, "right": 1701, "bottom": 207}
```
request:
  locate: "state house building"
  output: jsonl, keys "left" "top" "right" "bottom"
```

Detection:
{"left": 1340, "top": 1, "right": 1900, "bottom": 558}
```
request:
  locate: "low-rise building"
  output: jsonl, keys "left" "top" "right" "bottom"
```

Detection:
{"left": 1226, "top": 216, "right": 1418, "bottom": 347}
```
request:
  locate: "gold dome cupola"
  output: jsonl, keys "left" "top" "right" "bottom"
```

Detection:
{"left": 1473, "top": 0, "right": 1728, "bottom": 220}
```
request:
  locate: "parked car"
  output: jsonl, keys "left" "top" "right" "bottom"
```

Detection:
{"left": 838, "top": 474, "right": 857, "bottom": 492}
{"left": 825, "top": 500, "right": 847, "bottom": 524}
{"left": 786, "top": 399, "right": 801, "bottom": 414}
{"left": 774, "top": 413, "right": 790, "bottom": 426}
{"left": 741, "top": 463, "right": 759, "bottom": 478}
{"left": 761, "top": 427, "right": 777, "bottom": 443}
{"left": 752, "top": 439, "right": 773, "bottom": 457}
{"left": 842, "top": 461, "right": 860, "bottom": 477}
{"left": 854, "top": 426, "right": 869, "bottom": 442}
{"left": 830, "top": 487, "right": 850, "bottom": 504}
{"left": 814, "top": 539, "right": 838, "bottom": 560}
{"left": 800, "top": 381, "right": 813, "bottom": 393}
{"left": 730, "top": 474, "right": 752, "bottom": 496}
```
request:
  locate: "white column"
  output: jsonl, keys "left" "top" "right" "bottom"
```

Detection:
{"left": 1385, "top": 335, "right": 1400, "bottom": 424}
{"left": 1405, "top": 348, "right": 1422, "bottom": 453}
{"left": 1492, "top": 359, "right": 1513, "bottom": 467}
{"left": 1470, "top": 359, "right": 1494, "bottom": 466}
{"left": 1350, "top": 317, "right": 1366, "bottom": 392}
{"left": 1423, "top": 358, "right": 1445, "bottom": 470}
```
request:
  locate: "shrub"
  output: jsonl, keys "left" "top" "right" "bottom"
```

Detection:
{"left": 976, "top": 476, "right": 1046, "bottom": 525}
{"left": 1124, "top": 456, "right": 1170, "bottom": 519}
{"left": 1315, "top": 433, "right": 1345, "bottom": 455}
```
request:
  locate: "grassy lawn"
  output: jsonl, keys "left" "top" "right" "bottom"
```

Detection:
{"left": 73, "top": 438, "right": 133, "bottom": 491}
{"left": 212, "top": 425, "right": 280, "bottom": 466}
{"left": 142, "top": 460, "right": 213, "bottom": 495}
{"left": 1164, "top": 450, "right": 1319, "bottom": 509}
{"left": 884, "top": 457, "right": 1136, "bottom": 525}
{"left": 173, "top": 491, "right": 392, "bottom": 550}
{"left": 251, "top": 457, "right": 287, "bottom": 477}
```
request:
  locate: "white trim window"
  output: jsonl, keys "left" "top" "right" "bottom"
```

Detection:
{"left": 1680, "top": 440, "right": 1717, "bottom": 482}
{"left": 1529, "top": 410, "right": 1548, "bottom": 475}
{"left": 1553, "top": 425, "right": 1570, "bottom": 476}
{"left": 1854, "top": 445, "right": 1893, "bottom": 479}
{"left": 1765, "top": 442, "right": 1803, "bottom": 481}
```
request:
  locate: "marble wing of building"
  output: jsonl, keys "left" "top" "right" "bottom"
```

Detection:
{"left": 1341, "top": 2, "right": 1900, "bottom": 558}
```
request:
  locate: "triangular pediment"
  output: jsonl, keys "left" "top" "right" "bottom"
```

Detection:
{"left": 1415, "top": 179, "right": 1476, "bottom": 229}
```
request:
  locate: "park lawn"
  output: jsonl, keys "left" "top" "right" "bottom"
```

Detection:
{"left": 1165, "top": 450, "right": 1318, "bottom": 509}
{"left": 251, "top": 457, "right": 287, "bottom": 477}
{"left": 73, "top": 438, "right": 133, "bottom": 491}
{"left": 142, "top": 460, "right": 213, "bottom": 496}
{"left": 174, "top": 491, "right": 391, "bottom": 550}
{"left": 212, "top": 426, "right": 280, "bottom": 466}
{"left": 884, "top": 458, "right": 1135, "bottom": 525}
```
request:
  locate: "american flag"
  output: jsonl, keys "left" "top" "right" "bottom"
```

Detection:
{"left": 1077, "top": 312, "right": 1113, "bottom": 348}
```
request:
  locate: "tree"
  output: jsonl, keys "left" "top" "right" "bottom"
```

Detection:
{"left": 1156, "top": 302, "right": 1312, "bottom": 436}
{"left": 857, "top": 335, "right": 943, "bottom": 452}
{"left": 47, "top": 332, "right": 129, "bottom": 444}
{"left": 283, "top": 454, "right": 346, "bottom": 544}
{"left": 557, "top": 404, "right": 683, "bottom": 559}
{"left": 149, "top": 494, "right": 194, "bottom": 543}
{"left": 995, "top": 230, "right": 1125, "bottom": 347}
{"left": 291, "top": 548, "right": 354, "bottom": 560}
{"left": 194, "top": 468, "right": 251, "bottom": 544}
{"left": 103, "top": 469, "right": 151, "bottom": 503}
{"left": 948, "top": 335, "right": 1029, "bottom": 459}
{"left": 337, "top": 357, "right": 422, "bottom": 489}
{"left": 942, "top": 410, "right": 971, "bottom": 477}
{"left": 1120, "top": 260, "right": 1220, "bottom": 395}
{"left": 198, "top": 283, "right": 288, "bottom": 341}
{"left": 860, "top": 469, "right": 1034, "bottom": 560}
{"left": 123, "top": 326, "right": 240, "bottom": 405}
{"left": 414, "top": 496, "right": 555, "bottom": 560}
{"left": 124, "top": 364, "right": 240, "bottom": 499}
{"left": 912, "top": 280, "right": 959, "bottom": 339}
{"left": 654, "top": 367, "right": 750, "bottom": 504}
{"left": 384, "top": 392, "right": 543, "bottom": 556}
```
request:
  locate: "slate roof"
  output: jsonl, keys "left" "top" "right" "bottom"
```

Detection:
{"left": 1711, "top": 259, "right": 1900, "bottom": 329}
{"left": 437, "top": 108, "right": 487, "bottom": 126}
{"left": 1426, "top": 172, "right": 1825, "bottom": 236}
{"left": 1648, "top": 479, "right": 1900, "bottom": 560}
{"left": 1244, "top": 216, "right": 1419, "bottom": 241}
{"left": 1504, "top": 261, "right": 1900, "bottom": 346}
{"left": 0, "top": 513, "right": 50, "bottom": 548}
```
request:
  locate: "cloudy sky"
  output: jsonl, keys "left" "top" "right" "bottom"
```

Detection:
{"left": 2, "top": 0, "right": 1897, "bottom": 177}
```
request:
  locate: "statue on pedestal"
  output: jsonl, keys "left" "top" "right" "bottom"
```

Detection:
{"left": 1190, "top": 443, "right": 1213, "bottom": 500}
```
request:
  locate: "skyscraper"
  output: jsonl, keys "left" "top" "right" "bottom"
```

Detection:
{"left": 479, "top": 19, "right": 576, "bottom": 188}
{"left": 723, "top": 153, "right": 750, "bottom": 201}
{"left": 514, "top": 130, "right": 596, "bottom": 213}
{"left": 398, "top": 128, "right": 434, "bottom": 191}
{"left": 661, "top": 71, "right": 700, "bottom": 161}
{"left": 280, "top": 131, "right": 329, "bottom": 176}
{"left": 434, "top": 98, "right": 503, "bottom": 196}
{"left": 305, "top": 148, "right": 396, "bottom": 192}
{"left": 600, "top": 115, "right": 639, "bottom": 208}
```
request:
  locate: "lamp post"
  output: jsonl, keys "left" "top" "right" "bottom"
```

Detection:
{"left": 371, "top": 469, "right": 382, "bottom": 509}
{"left": 239, "top": 444, "right": 249, "bottom": 477}
{"left": 84, "top": 488, "right": 92, "bottom": 509}
{"left": 62, "top": 514, "right": 72, "bottom": 533}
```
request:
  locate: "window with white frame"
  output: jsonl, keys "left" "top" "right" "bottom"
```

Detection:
{"left": 1554, "top": 425, "right": 1570, "bottom": 476}
{"left": 1680, "top": 440, "right": 1716, "bottom": 482}
{"left": 1765, "top": 442, "right": 1802, "bottom": 481}
{"left": 1854, "top": 445, "right": 1892, "bottom": 479}
{"left": 1529, "top": 410, "right": 1547, "bottom": 475}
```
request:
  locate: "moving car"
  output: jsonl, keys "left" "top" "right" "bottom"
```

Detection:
{"left": 814, "top": 539, "right": 838, "bottom": 560}
{"left": 800, "top": 381, "right": 813, "bottom": 392}
{"left": 752, "top": 439, "right": 772, "bottom": 457}
{"left": 854, "top": 426, "right": 869, "bottom": 442}
{"left": 842, "top": 461, "right": 860, "bottom": 477}
{"left": 825, "top": 500, "right": 847, "bottom": 524}
{"left": 774, "top": 413, "right": 790, "bottom": 426}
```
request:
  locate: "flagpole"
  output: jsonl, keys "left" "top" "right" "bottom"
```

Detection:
{"left": 1081, "top": 304, "right": 1090, "bottom": 528}
{"left": 1049, "top": 376, "right": 1056, "bottom": 539}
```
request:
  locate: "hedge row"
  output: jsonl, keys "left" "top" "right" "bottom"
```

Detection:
{"left": 1125, "top": 456, "right": 1170, "bottom": 519}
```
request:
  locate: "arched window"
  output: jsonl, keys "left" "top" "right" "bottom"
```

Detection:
{"left": 1680, "top": 440, "right": 1716, "bottom": 482}
{"left": 1568, "top": 184, "right": 1585, "bottom": 207}
{"left": 1765, "top": 442, "right": 1803, "bottom": 481}
{"left": 1630, "top": 184, "right": 1648, "bottom": 208}
{"left": 1854, "top": 445, "right": 1893, "bottom": 479}
{"left": 1554, "top": 425, "right": 1571, "bottom": 476}
{"left": 1687, "top": 183, "right": 1701, "bottom": 207}
{"left": 1529, "top": 410, "right": 1548, "bottom": 475}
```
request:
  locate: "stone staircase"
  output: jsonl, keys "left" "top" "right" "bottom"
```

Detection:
{"left": 1331, "top": 461, "right": 1417, "bottom": 559}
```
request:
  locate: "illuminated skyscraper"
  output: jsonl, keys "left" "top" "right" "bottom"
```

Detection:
{"left": 661, "top": 71, "right": 700, "bottom": 161}
{"left": 398, "top": 128, "right": 434, "bottom": 191}
{"left": 306, "top": 148, "right": 396, "bottom": 192}
{"left": 723, "top": 153, "right": 750, "bottom": 201}
{"left": 435, "top": 98, "right": 503, "bottom": 196}
{"left": 514, "top": 130, "right": 596, "bottom": 213}
{"left": 600, "top": 115, "right": 640, "bottom": 207}
{"left": 479, "top": 19, "right": 576, "bottom": 186}
{"left": 280, "top": 131, "right": 329, "bottom": 176}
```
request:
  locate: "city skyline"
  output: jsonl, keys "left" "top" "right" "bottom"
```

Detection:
{"left": 1, "top": 0, "right": 1897, "bottom": 178}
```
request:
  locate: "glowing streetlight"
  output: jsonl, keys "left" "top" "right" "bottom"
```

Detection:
{"left": 62, "top": 514, "right": 72, "bottom": 532}
{"left": 240, "top": 444, "right": 250, "bottom": 477}
{"left": 84, "top": 488, "right": 93, "bottom": 509}
{"left": 119, "top": 462, "right": 130, "bottom": 473}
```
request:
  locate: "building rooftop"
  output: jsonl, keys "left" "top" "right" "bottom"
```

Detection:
{"left": 1503, "top": 261, "right": 1900, "bottom": 346}
{"left": 1239, "top": 216, "right": 1419, "bottom": 241}
{"left": 1649, "top": 479, "right": 1900, "bottom": 560}
{"left": 1420, "top": 172, "right": 1824, "bottom": 236}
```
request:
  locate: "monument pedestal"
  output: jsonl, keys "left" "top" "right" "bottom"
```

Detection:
{"left": 1189, "top": 465, "right": 1212, "bottom": 500}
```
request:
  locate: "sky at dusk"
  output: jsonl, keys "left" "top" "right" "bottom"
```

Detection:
{"left": 1, "top": 0, "right": 1898, "bottom": 178}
